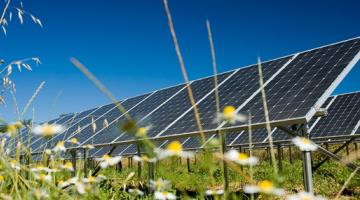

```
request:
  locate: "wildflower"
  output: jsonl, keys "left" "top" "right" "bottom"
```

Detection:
{"left": 34, "top": 173, "right": 52, "bottom": 182}
{"left": 128, "top": 188, "right": 144, "bottom": 196}
{"left": 133, "top": 155, "right": 157, "bottom": 163}
{"left": 32, "top": 189, "right": 49, "bottom": 200}
{"left": 32, "top": 123, "right": 65, "bottom": 137}
{"left": 150, "top": 178, "right": 171, "bottom": 191}
{"left": 10, "top": 160, "right": 20, "bottom": 170}
{"left": 205, "top": 189, "right": 224, "bottom": 196}
{"left": 135, "top": 126, "right": 151, "bottom": 138}
{"left": 0, "top": 175, "right": 4, "bottom": 182}
{"left": 91, "top": 117, "right": 96, "bottom": 133}
{"left": 292, "top": 137, "right": 317, "bottom": 151}
{"left": 215, "top": 106, "right": 247, "bottom": 124}
{"left": 68, "top": 137, "right": 79, "bottom": 145}
{"left": 287, "top": 191, "right": 327, "bottom": 200}
{"left": 30, "top": 165, "right": 52, "bottom": 173}
{"left": 125, "top": 172, "right": 135, "bottom": 182}
{"left": 53, "top": 141, "right": 66, "bottom": 152}
{"left": 103, "top": 119, "right": 109, "bottom": 128}
{"left": 154, "top": 191, "right": 176, "bottom": 200}
{"left": 84, "top": 144, "right": 94, "bottom": 149}
{"left": 82, "top": 175, "right": 106, "bottom": 183}
{"left": 60, "top": 161, "right": 74, "bottom": 171}
{"left": 95, "top": 155, "right": 122, "bottom": 168}
{"left": 45, "top": 149, "right": 52, "bottom": 155}
{"left": 224, "top": 149, "right": 258, "bottom": 166}
{"left": 156, "top": 141, "right": 194, "bottom": 159}
{"left": 244, "top": 180, "right": 285, "bottom": 196}
{"left": 5, "top": 121, "right": 22, "bottom": 137}
{"left": 75, "top": 181, "right": 87, "bottom": 194}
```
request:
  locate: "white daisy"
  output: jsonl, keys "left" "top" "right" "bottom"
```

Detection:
{"left": 205, "top": 189, "right": 224, "bottom": 196}
{"left": 292, "top": 137, "right": 317, "bottom": 151}
{"left": 244, "top": 180, "right": 285, "bottom": 196}
{"left": 95, "top": 155, "right": 122, "bottom": 168}
{"left": 34, "top": 173, "right": 52, "bottom": 183}
{"left": 154, "top": 191, "right": 176, "bottom": 200}
{"left": 128, "top": 188, "right": 144, "bottom": 196}
{"left": 32, "top": 123, "right": 65, "bottom": 137}
{"left": 53, "top": 141, "right": 66, "bottom": 153}
{"left": 82, "top": 175, "right": 106, "bottom": 183}
{"left": 32, "top": 188, "right": 49, "bottom": 199}
{"left": 150, "top": 178, "right": 171, "bottom": 191}
{"left": 215, "top": 106, "right": 247, "bottom": 124}
{"left": 133, "top": 155, "right": 157, "bottom": 163}
{"left": 84, "top": 144, "right": 94, "bottom": 149}
{"left": 224, "top": 150, "right": 258, "bottom": 166}
{"left": 68, "top": 137, "right": 79, "bottom": 145}
{"left": 156, "top": 141, "right": 194, "bottom": 159}
{"left": 60, "top": 161, "right": 74, "bottom": 171}
{"left": 10, "top": 160, "right": 20, "bottom": 170}
{"left": 287, "top": 191, "right": 327, "bottom": 200}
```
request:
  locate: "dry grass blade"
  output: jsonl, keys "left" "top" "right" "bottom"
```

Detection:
{"left": 10, "top": 89, "right": 20, "bottom": 120}
{"left": 334, "top": 167, "right": 359, "bottom": 200}
{"left": 206, "top": 20, "right": 220, "bottom": 114}
{"left": 257, "top": 57, "right": 278, "bottom": 176}
{"left": 163, "top": 0, "right": 205, "bottom": 143}
{"left": 70, "top": 57, "right": 132, "bottom": 121}
{"left": 0, "top": 0, "right": 11, "bottom": 25}
{"left": 21, "top": 81, "right": 45, "bottom": 118}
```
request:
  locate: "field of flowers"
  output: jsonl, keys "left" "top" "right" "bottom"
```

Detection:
{"left": 0, "top": 0, "right": 359, "bottom": 199}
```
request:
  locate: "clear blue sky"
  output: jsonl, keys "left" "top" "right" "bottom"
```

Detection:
{"left": 1, "top": 0, "right": 359, "bottom": 122}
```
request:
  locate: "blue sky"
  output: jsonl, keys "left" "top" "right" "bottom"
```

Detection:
{"left": 0, "top": 0, "right": 360, "bottom": 122}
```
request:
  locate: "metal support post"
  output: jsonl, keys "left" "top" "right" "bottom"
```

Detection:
{"left": 277, "top": 144, "right": 283, "bottom": 172}
{"left": 71, "top": 150, "right": 77, "bottom": 176}
{"left": 289, "top": 145, "right": 293, "bottom": 164}
{"left": 220, "top": 131, "right": 229, "bottom": 192}
{"left": 83, "top": 148, "right": 88, "bottom": 175}
{"left": 186, "top": 157, "right": 191, "bottom": 173}
{"left": 303, "top": 151, "right": 314, "bottom": 193}
{"left": 136, "top": 143, "right": 142, "bottom": 179}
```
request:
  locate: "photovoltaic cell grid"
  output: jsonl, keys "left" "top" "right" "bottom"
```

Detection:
{"left": 28, "top": 37, "right": 360, "bottom": 158}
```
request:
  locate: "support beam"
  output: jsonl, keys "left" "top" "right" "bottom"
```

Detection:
{"left": 313, "top": 137, "right": 358, "bottom": 172}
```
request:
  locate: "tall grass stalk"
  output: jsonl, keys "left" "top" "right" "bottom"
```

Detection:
{"left": 257, "top": 57, "right": 279, "bottom": 177}
{"left": 21, "top": 81, "right": 45, "bottom": 118}
{"left": 162, "top": 0, "right": 206, "bottom": 143}
{"left": 334, "top": 167, "right": 359, "bottom": 200}
{"left": 248, "top": 112, "right": 254, "bottom": 200}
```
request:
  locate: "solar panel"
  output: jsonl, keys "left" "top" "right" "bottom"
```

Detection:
{"left": 79, "top": 84, "right": 186, "bottom": 147}
{"left": 29, "top": 37, "right": 360, "bottom": 158}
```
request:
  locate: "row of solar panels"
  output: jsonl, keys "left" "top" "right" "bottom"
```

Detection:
{"left": 8, "top": 36, "right": 360, "bottom": 159}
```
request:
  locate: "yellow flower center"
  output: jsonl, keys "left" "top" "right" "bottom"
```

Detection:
{"left": 42, "top": 124, "right": 55, "bottom": 136}
{"left": 258, "top": 180, "right": 274, "bottom": 192}
{"left": 64, "top": 161, "right": 73, "bottom": 169}
{"left": 238, "top": 153, "right": 249, "bottom": 160}
{"left": 39, "top": 174, "right": 47, "bottom": 181}
{"left": 301, "top": 138, "right": 311, "bottom": 144}
{"left": 223, "top": 106, "right": 236, "bottom": 119}
{"left": 136, "top": 127, "right": 147, "bottom": 137}
{"left": 162, "top": 191, "right": 168, "bottom": 196}
{"left": 167, "top": 141, "right": 182, "bottom": 153}
{"left": 102, "top": 154, "right": 111, "bottom": 160}
{"left": 56, "top": 141, "right": 65, "bottom": 148}
{"left": 88, "top": 176, "right": 95, "bottom": 183}
{"left": 6, "top": 125, "right": 17, "bottom": 135}
{"left": 70, "top": 138, "right": 78, "bottom": 144}
{"left": 0, "top": 175, "right": 4, "bottom": 182}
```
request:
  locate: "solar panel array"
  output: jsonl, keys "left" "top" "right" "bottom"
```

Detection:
{"left": 8, "top": 37, "right": 360, "bottom": 158}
